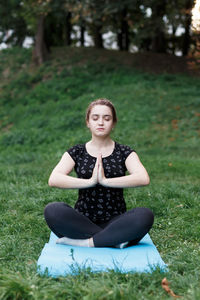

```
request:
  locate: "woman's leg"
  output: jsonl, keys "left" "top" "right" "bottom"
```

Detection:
{"left": 44, "top": 202, "right": 102, "bottom": 239}
{"left": 93, "top": 207, "right": 154, "bottom": 247}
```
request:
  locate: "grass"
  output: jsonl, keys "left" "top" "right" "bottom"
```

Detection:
{"left": 0, "top": 46, "right": 200, "bottom": 299}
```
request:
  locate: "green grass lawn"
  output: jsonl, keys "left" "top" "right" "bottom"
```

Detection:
{"left": 0, "top": 47, "right": 200, "bottom": 299}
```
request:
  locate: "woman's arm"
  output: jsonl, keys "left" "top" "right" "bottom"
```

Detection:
{"left": 98, "top": 152, "right": 150, "bottom": 188}
{"left": 48, "top": 152, "right": 98, "bottom": 189}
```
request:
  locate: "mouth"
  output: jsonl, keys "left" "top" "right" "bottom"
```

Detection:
{"left": 97, "top": 128, "right": 104, "bottom": 131}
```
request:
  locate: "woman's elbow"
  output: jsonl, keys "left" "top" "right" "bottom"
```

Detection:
{"left": 139, "top": 173, "right": 150, "bottom": 186}
{"left": 143, "top": 174, "right": 150, "bottom": 186}
{"left": 48, "top": 176, "right": 55, "bottom": 187}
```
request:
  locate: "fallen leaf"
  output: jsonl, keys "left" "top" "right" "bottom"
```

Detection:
{"left": 171, "top": 119, "right": 178, "bottom": 129}
{"left": 161, "top": 278, "right": 181, "bottom": 298}
{"left": 169, "top": 137, "right": 175, "bottom": 141}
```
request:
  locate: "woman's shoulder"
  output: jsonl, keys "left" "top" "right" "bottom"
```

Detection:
{"left": 115, "top": 141, "right": 135, "bottom": 152}
{"left": 66, "top": 143, "right": 85, "bottom": 160}
{"left": 115, "top": 141, "right": 136, "bottom": 159}
{"left": 67, "top": 143, "right": 85, "bottom": 152}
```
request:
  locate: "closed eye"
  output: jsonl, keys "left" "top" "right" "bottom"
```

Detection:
{"left": 104, "top": 117, "right": 112, "bottom": 121}
{"left": 91, "top": 114, "right": 112, "bottom": 120}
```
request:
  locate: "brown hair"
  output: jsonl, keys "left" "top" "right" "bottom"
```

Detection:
{"left": 86, "top": 98, "right": 117, "bottom": 124}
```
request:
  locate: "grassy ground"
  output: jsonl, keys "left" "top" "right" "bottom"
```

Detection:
{"left": 0, "top": 47, "right": 200, "bottom": 299}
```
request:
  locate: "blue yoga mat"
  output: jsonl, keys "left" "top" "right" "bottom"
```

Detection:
{"left": 37, "top": 232, "right": 167, "bottom": 277}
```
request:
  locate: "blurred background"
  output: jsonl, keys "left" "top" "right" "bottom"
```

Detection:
{"left": 0, "top": 0, "right": 200, "bottom": 64}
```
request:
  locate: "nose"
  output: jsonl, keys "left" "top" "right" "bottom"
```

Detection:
{"left": 98, "top": 117, "right": 104, "bottom": 125}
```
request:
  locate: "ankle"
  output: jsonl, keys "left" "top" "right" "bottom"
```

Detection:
{"left": 89, "top": 237, "right": 94, "bottom": 247}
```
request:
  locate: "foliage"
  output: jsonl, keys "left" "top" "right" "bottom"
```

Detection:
{"left": 0, "top": 47, "right": 200, "bottom": 299}
{"left": 0, "top": 0, "right": 28, "bottom": 46}
{"left": 0, "top": 0, "right": 198, "bottom": 55}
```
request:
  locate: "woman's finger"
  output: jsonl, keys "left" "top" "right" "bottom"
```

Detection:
{"left": 98, "top": 152, "right": 102, "bottom": 165}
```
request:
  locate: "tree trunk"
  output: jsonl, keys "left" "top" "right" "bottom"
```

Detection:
{"left": 152, "top": 29, "right": 166, "bottom": 53}
{"left": 15, "top": 18, "right": 27, "bottom": 47}
{"left": 117, "top": 9, "right": 129, "bottom": 51}
{"left": 122, "top": 9, "right": 129, "bottom": 51}
{"left": 80, "top": 25, "right": 85, "bottom": 46}
{"left": 151, "top": 1, "right": 166, "bottom": 53}
{"left": 171, "top": 25, "right": 177, "bottom": 55}
{"left": 32, "top": 15, "right": 47, "bottom": 65}
{"left": 66, "top": 12, "right": 72, "bottom": 46}
{"left": 93, "top": 25, "right": 103, "bottom": 48}
{"left": 117, "top": 32, "right": 123, "bottom": 51}
{"left": 182, "top": 0, "right": 193, "bottom": 56}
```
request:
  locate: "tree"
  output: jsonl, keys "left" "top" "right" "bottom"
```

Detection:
{"left": 45, "top": 0, "right": 73, "bottom": 48}
{"left": 137, "top": 0, "right": 167, "bottom": 53}
{"left": 0, "top": 0, "right": 29, "bottom": 47}
{"left": 166, "top": 0, "right": 195, "bottom": 56}
{"left": 20, "top": 0, "right": 53, "bottom": 64}
{"left": 151, "top": 0, "right": 167, "bottom": 53}
{"left": 81, "top": 0, "right": 105, "bottom": 48}
{"left": 182, "top": 0, "right": 194, "bottom": 56}
{"left": 0, "top": 0, "right": 198, "bottom": 58}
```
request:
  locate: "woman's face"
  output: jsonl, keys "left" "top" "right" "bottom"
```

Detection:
{"left": 87, "top": 105, "right": 114, "bottom": 137}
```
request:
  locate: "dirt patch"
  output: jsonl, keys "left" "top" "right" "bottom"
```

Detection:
{"left": 95, "top": 49, "right": 200, "bottom": 77}
{"left": 50, "top": 47, "right": 200, "bottom": 77}
{"left": 3, "top": 68, "right": 10, "bottom": 78}
{"left": 1, "top": 123, "right": 13, "bottom": 132}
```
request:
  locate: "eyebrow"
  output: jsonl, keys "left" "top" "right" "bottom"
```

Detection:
{"left": 91, "top": 114, "right": 112, "bottom": 117}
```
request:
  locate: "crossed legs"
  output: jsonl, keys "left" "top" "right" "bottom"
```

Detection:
{"left": 44, "top": 202, "right": 154, "bottom": 248}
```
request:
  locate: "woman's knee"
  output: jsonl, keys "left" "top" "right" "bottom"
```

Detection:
{"left": 44, "top": 202, "right": 68, "bottom": 221}
{"left": 44, "top": 202, "right": 56, "bottom": 220}
{"left": 139, "top": 207, "right": 154, "bottom": 227}
{"left": 131, "top": 207, "right": 154, "bottom": 228}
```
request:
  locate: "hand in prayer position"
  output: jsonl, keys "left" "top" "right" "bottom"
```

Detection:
{"left": 90, "top": 153, "right": 107, "bottom": 187}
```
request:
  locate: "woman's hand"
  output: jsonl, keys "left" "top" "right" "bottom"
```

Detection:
{"left": 97, "top": 153, "right": 107, "bottom": 186}
{"left": 90, "top": 155, "right": 99, "bottom": 186}
{"left": 89, "top": 153, "right": 107, "bottom": 187}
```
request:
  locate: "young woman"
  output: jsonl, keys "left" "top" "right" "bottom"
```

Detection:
{"left": 44, "top": 98, "right": 154, "bottom": 248}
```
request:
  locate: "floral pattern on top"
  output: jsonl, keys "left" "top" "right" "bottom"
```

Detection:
{"left": 67, "top": 142, "right": 135, "bottom": 224}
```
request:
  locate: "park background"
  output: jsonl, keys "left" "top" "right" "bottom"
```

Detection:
{"left": 0, "top": 0, "right": 200, "bottom": 299}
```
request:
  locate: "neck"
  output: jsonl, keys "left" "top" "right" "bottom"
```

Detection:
{"left": 89, "top": 135, "right": 113, "bottom": 148}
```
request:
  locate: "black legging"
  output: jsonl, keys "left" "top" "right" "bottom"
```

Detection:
{"left": 44, "top": 202, "right": 154, "bottom": 247}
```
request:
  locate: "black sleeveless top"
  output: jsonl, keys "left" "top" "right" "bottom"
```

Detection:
{"left": 67, "top": 141, "right": 135, "bottom": 224}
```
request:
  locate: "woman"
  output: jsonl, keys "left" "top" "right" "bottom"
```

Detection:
{"left": 44, "top": 98, "right": 154, "bottom": 248}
